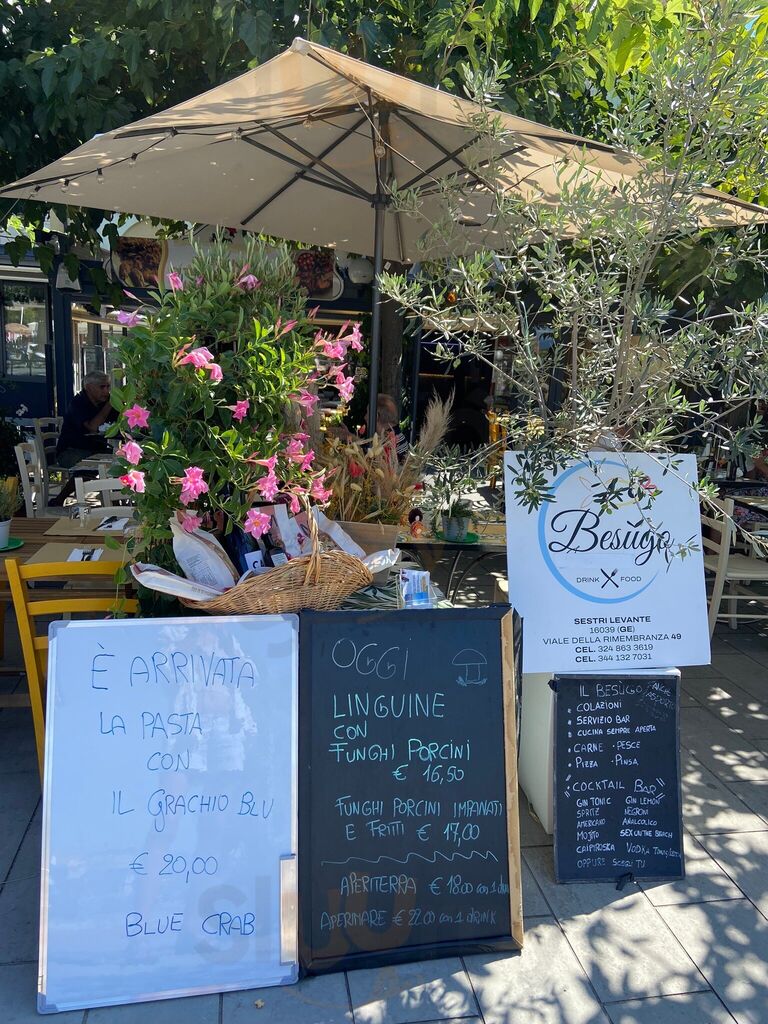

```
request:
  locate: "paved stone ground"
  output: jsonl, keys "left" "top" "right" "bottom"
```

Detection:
{"left": 2, "top": 558, "right": 768, "bottom": 1023}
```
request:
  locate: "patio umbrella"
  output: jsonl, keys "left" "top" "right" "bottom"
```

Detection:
{"left": 3, "top": 37, "right": 767, "bottom": 431}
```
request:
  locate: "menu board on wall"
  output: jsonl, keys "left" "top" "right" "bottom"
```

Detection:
{"left": 40, "top": 616, "right": 299, "bottom": 1013}
{"left": 553, "top": 672, "right": 684, "bottom": 883}
{"left": 299, "top": 607, "right": 524, "bottom": 972}
{"left": 504, "top": 452, "right": 710, "bottom": 673}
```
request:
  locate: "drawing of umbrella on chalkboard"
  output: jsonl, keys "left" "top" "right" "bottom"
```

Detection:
{"left": 453, "top": 649, "right": 487, "bottom": 686}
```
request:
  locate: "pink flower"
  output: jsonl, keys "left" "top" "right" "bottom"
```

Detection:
{"left": 167, "top": 271, "right": 184, "bottom": 292}
{"left": 253, "top": 454, "right": 278, "bottom": 472}
{"left": 256, "top": 472, "right": 280, "bottom": 502}
{"left": 207, "top": 362, "right": 223, "bottom": 382}
{"left": 179, "top": 347, "right": 216, "bottom": 369}
{"left": 296, "top": 389, "right": 319, "bottom": 415}
{"left": 288, "top": 485, "right": 306, "bottom": 515}
{"left": 124, "top": 404, "right": 150, "bottom": 430}
{"left": 335, "top": 374, "right": 355, "bottom": 403}
{"left": 180, "top": 512, "right": 203, "bottom": 533}
{"left": 284, "top": 438, "right": 305, "bottom": 461}
{"left": 116, "top": 310, "right": 143, "bottom": 327}
{"left": 300, "top": 451, "right": 315, "bottom": 471}
{"left": 275, "top": 318, "right": 298, "bottom": 339}
{"left": 237, "top": 273, "right": 260, "bottom": 291}
{"left": 244, "top": 508, "right": 271, "bottom": 539}
{"left": 120, "top": 469, "right": 145, "bottom": 493}
{"left": 315, "top": 330, "right": 347, "bottom": 360}
{"left": 291, "top": 431, "right": 310, "bottom": 445}
{"left": 117, "top": 440, "right": 143, "bottom": 465}
{"left": 178, "top": 466, "right": 208, "bottom": 505}
{"left": 347, "top": 322, "right": 363, "bottom": 351}
{"left": 228, "top": 399, "right": 250, "bottom": 422}
{"left": 310, "top": 474, "right": 332, "bottom": 503}
{"left": 195, "top": 275, "right": 205, "bottom": 287}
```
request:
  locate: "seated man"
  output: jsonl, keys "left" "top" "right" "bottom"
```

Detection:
{"left": 49, "top": 372, "right": 117, "bottom": 506}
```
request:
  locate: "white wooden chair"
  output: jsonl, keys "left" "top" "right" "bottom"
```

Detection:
{"left": 32, "top": 416, "right": 66, "bottom": 507}
{"left": 13, "top": 442, "right": 60, "bottom": 518}
{"left": 702, "top": 497, "right": 768, "bottom": 636}
{"left": 74, "top": 475, "right": 134, "bottom": 513}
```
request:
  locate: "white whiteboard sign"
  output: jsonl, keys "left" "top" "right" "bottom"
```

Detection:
{"left": 504, "top": 452, "right": 710, "bottom": 673}
{"left": 40, "top": 615, "right": 299, "bottom": 1013}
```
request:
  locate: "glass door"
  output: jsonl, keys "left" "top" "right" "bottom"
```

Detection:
{"left": 0, "top": 279, "right": 54, "bottom": 416}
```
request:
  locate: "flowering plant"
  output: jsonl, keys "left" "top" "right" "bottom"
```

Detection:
{"left": 109, "top": 233, "right": 361, "bottom": 579}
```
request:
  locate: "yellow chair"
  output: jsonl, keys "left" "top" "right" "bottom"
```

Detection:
{"left": 7, "top": 559, "right": 138, "bottom": 781}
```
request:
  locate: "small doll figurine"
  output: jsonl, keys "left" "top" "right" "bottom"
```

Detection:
{"left": 408, "top": 508, "right": 425, "bottom": 538}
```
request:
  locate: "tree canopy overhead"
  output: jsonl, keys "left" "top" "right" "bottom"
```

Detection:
{"left": 1, "top": 0, "right": 715, "bottom": 268}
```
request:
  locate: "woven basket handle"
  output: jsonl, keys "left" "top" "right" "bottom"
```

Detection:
{"left": 303, "top": 501, "right": 322, "bottom": 585}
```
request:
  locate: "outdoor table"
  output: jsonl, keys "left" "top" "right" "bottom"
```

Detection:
{"left": 733, "top": 495, "right": 768, "bottom": 513}
{"left": 397, "top": 526, "right": 506, "bottom": 602}
{"left": 70, "top": 453, "right": 117, "bottom": 475}
{"left": 43, "top": 512, "right": 136, "bottom": 539}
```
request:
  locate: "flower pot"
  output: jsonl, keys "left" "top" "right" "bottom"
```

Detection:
{"left": 441, "top": 514, "right": 471, "bottom": 541}
{"left": 337, "top": 521, "right": 401, "bottom": 555}
{"left": 0, "top": 520, "right": 11, "bottom": 549}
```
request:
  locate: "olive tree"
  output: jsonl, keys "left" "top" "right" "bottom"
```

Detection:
{"left": 381, "top": 0, "right": 768, "bottom": 524}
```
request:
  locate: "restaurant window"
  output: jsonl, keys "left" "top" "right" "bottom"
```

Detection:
{"left": 1, "top": 281, "right": 49, "bottom": 379}
{"left": 71, "top": 308, "right": 126, "bottom": 393}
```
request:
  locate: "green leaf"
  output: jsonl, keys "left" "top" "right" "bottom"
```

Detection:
{"left": 40, "top": 61, "right": 57, "bottom": 98}
{"left": 529, "top": 0, "right": 545, "bottom": 23}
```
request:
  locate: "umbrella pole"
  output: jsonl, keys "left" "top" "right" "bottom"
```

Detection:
{"left": 367, "top": 198, "right": 385, "bottom": 438}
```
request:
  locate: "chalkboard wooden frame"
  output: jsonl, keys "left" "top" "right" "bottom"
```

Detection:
{"left": 553, "top": 672, "right": 684, "bottom": 885}
{"left": 298, "top": 606, "right": 524, "bottom": 974}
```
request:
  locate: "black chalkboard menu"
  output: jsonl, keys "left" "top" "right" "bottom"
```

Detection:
{"left": 553, "top": 672, "right": 684, "bottom": 884}
{"left": 299, "top": 607, "right": 524, "bottom": 973}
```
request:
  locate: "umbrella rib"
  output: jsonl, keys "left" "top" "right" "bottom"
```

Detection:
{"left": 256, "top": 122, "right": 370, "bottom": 200}
{"left": 239, "top": 135, "right": 365, "bottom": 197}
{"left": 241, "top": 115, "right": 370, "bottom": 226}
{"left": 400, "top": 136, "right": 483, "bottom": 190}
{"left": 397, "top": 113, "right": 489, "bottom": 191}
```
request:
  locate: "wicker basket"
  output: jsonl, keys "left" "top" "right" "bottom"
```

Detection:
{"left": 180, "top": 511, "right": 373, "bottom": 615}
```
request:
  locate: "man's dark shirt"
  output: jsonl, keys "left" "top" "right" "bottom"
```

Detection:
{"left": 56, "top": 391, "right": 117, "bottom": 456}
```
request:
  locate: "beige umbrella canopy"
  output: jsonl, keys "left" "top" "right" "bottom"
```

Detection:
{"left": 3, "top": 37, "right": 766, "bottom": 424}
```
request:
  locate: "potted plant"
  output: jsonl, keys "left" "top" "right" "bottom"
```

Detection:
{"left": 0, "top": 476, "right": 21, "bottom": 548}
{"left": 423, "top": 444, "right": 484, "bottom": 541}
{"left": 110, "top": 232, "right": 363, "bottom": 608}
{"left": 322, "top": 394, "right": 452, "bottom": 544}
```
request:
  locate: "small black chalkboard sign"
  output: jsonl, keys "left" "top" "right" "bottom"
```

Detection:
{"left": 553, "top": 673, "right": 684, "bottom": 884}
{"left": 299, "top": 607, "right": 524, "bottom": 973}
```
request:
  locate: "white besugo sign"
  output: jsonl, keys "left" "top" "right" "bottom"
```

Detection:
{"left": 504, "top": 452, "right": 710, "bottom": 673}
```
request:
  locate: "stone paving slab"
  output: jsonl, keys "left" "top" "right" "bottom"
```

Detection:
{"left": 222, "top": 973, "right": 353, "bottom": 1024}
{"left": 465, "top": 917, "right": 610, "bottom": 1024}
{"left": 346, "top": 957, "right": 478, "bottom": 1023}
{"left": 697, "top": 831, "right": 768, "bottom": 922}
{"left": 88, "top": 994, "right": 219, "bottom": 1023}
{"left": 708, "top": 653, "right": 768, "bottom": 702}
{"left": 0, "top": 962, "right": 85, "bottom": 1024}
{"left": 0, "top": 773, "right": 39, "bottom": 881}
{"left": 603, "top": 991, "right": 736, "bottom": 1023}
{"left": 680, "top": 678, "right": 768, "bottom": 740}
{"left": 681, "top": 754, "right": 768, "bottom": 835}
{"left": 659, "top": 899, "right": 768, "bottom": 1024}
{"left": 680, "top": 708, "right": 768, "bottom": 782}
{"left": 523, "top": 848, "right": 707, "bottom": 1002}
{"left": 638, "top": 832, "right": 742, "bottom": 907}
{"left": 0, "top": 708, "right": 38, "bottom": 776}
{"left": 521, "top": 860, "right": 550, "bottom": 917}
{"left": 0, "top": 797, "right": 41, "bottom": 966}
{"left": 724, "top": 779, "right": 768, "bottom": 824}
